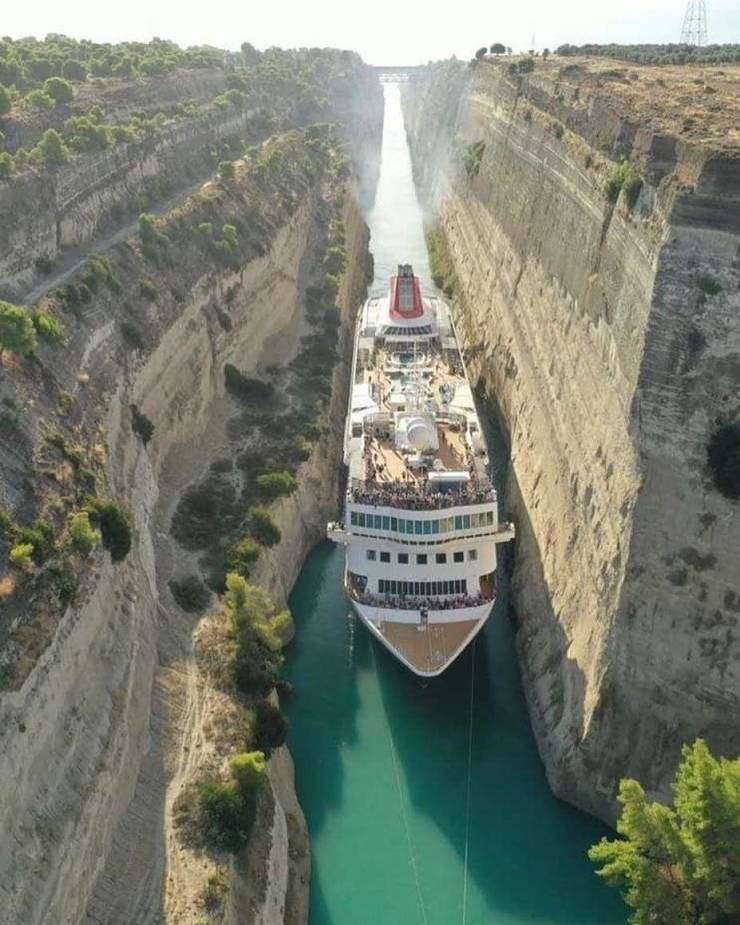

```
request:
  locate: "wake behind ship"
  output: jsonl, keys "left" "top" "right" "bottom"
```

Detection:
{"left": 328, "top": 265, "right": 515, "bottom": 676}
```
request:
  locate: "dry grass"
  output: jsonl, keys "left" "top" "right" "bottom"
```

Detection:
{"left": 0, "top": 574, "right": 16, "bottom": 601}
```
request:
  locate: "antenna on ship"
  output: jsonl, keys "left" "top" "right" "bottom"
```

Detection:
{"left": 680, "top": 0, "right": 708, "bottom": 45}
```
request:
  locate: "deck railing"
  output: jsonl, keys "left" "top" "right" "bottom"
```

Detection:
{"left": 348, "top": 482, "right": 496, "bottom": 511}
{"left": 349, "top": 587, "right": 493, "bottom": 611}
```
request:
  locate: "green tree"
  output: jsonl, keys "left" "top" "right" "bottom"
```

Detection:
{"left": 38, "top": 129, "right": 70, "bottom": 166}
{"left": 248, "top": 507, "right": 281, "bottom": 547}
{"left": 218, "top": 159, "right": 235, "bottom": 180}
{"left": 0, "top": 152, "right": 13, "bottom": 178}
{"left": 31, "top": 309, "right": 65, "bottom": 344}
{"left": 0, "top": 83, "right": 11, "bottom": 116}
{"left": 253, "top": 700, "right": 287, "bottom": 757}
{"left": 61, "top": 59, "right": 87, "bottom": 81}
{"left": 0, "top": 302, "right": 37, "bottom": 357}
{"left": 85, "top": 498, "right": 132, "bottom": 562}
{"left": 43, "top": 77, "right": 74, "bottom": 104}
{"left": 589, "top": 740, "right": 740, "bottom": 925}
{"left": 26, "top": 89, "right": 54, "bottom": 110}
{"left": 229, "top": 751, "right": 266, "bottom": 794}
{"left": 197, "top": 781, "right": 252, "bottom": 853}
{"left": 474, "top": 47, "right": 488, "bottom": 61}
{"left": 489, "top": 43, "right": 507, "bottom": 54}
{"left": 70, "top": 511, "right": 101, "bottom": 554}
{"left": 256, "top": 471, "right": 297, "bottom": 500}
{"left": 9, "top": 543, "right": 35, "bottom": 571}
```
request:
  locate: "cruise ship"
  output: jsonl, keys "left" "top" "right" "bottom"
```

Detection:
{"left": 328, "top": 265, "right": 515, "bottom": 677}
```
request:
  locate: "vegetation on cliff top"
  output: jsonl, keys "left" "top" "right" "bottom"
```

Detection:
{"left": 590, "top": 740, "right": 740, "bottom": 924}
{"left": 555, "top": 43, "right": 740, "bottom": 67}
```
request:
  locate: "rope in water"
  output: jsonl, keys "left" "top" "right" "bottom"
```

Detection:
{"left": 370, "top": 638, "right": 429, "bottom": 925}
{"left": 461, "top": 639, "right": 476, "bottom": 925}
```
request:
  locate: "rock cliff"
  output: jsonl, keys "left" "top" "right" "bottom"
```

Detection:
{"left": 0, "top": 109, "right": 378, "bottom": 924}
{"left": 402, "top": 57, "right": 740, "bottom": 821}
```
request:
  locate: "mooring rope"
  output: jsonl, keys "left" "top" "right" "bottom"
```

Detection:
{"left": 370, "top": 638, "right": 429, "bottom": 925}
{"left": 461, "top": 639, "right": 476, "bottom": 925}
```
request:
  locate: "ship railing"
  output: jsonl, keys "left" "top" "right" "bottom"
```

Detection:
{"left": 349, "top": 588, "right": 494, "bottom": 611}
{"left": 347, "top": 484, "right": 498, "bottom": 511}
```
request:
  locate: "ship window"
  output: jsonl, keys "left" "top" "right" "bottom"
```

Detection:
{"left": 390, "top": 580, "right": 397, "bottom": 594}
{"left": 471, "top": 513, "right": 479, "bottom": 527}
{"left": 435, "top": 553, "right": 447, "bottom": 564}
{"left": 431, "top": 582, "right": 437, "bottom": 595}
{"left": 463, "top": 515, "right": 471, "bottom": 529}
{"left": 423, "top": 520, "right": 432, "bottom": 535}
{"left": 401, "top": 581, "right": 408, "bottom": 595}
{"left": 367, "top": 549, "right": 376, "bottom": 561}
{"left": 454, "top": 516, "right": 463, "bottom": 530}
{"left": 453, "top": 551, "right": 464, "bottom": 563}
{"left": 414, "top": 582, "right": 421, "bottom": 595}
{"left": 462, "top": 579, "right": 468, "bottom": 593}
{"left": 379, "top": 579, "right": 385, "bottom": 593}
{"left": 424, "top": 582, "right": 430, "bottom": 595}
{"left": 350, "top": 511, "right": 358, "bottom": 525}
{"left": 468, "top": 549, "right": 477, "bottom": 561}
{"left": 382, "top": 516, "right": 390, "bottom": 530}
{"left": 416, "top": 553, "right": 427, "bottom": 564}
{"left": 431, "top": 520, "right": 439, "bottom": 534}
{"left": 380, "top": 551, "right": 390, "bottom": 563}
{"left": 374, "top": 515, "right": 383, "bottom": 529}
{"left": 358, "top": 513, "right": 366, "bottom": 527}
{"left": 398, "top": 553, "right": 409, "bottom": 564}
{"left": 391, "top": 517, "right": 398, "bottom": 531}
{"left": 486, "top": 511, "right": 494, "bottom": 525}
{"left": 454, "top": 580, "right": 461, "bottom": 593}
{"left": 414, "top": 520, "right": 422, "bottom": 535}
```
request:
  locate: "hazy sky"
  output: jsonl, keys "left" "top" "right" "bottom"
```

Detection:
{"left": 4, "top": 0, "right": 740, "bottom": 65}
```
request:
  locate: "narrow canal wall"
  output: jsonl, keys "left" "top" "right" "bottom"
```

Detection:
{"left": 402, "top": 58, "right": 740, "bottom": 822}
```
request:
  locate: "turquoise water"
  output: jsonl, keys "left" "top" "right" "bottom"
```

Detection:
{"left": 283, "top": 84, "right": 626, "bottom": 925}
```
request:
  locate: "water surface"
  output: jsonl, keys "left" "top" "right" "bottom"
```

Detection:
{"left": 284, "top": 83, "right": 626, "bottom": 925}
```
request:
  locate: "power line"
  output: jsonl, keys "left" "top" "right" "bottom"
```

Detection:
{"left": 680, "top": 0, "right": 708, "bottom": 46}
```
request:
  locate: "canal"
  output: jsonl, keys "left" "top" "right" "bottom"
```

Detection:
{"left": 283, "top": 83, "right": 626, "bottom": 925}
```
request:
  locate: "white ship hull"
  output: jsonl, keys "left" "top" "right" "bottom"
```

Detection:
{"left": 328, "top": 266, "right": 514, "bottom": 677}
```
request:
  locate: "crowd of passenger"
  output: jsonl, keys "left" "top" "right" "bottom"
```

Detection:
{"left": 349, "top": 481, "right": 496, "bottom": 511}
{"left": 352, "top": 590, "right": 491, "bottom": 611}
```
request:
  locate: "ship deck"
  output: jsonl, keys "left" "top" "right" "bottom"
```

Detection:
{"left": 375, "top": 618, "right": 481, "bottom": 675}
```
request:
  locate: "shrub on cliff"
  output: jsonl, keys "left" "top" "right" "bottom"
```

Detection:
{"left": 256, "top": 471, "right": 297, "bottom": 500}
{"left": 193, "top": 780, "right": 255, "bottom": 853}
{"left": 130, "top": 404, "right": 154, "bottom": 445}
{"left": 248, "top": 507, "right": 281, "bottom": 547}
{"left": 606, "top": 160, "right": 642, "bottom": 208}
{"left": 707, "top": 422, "right": 740, "bottom": 500}
{"left": 229, "top": 750, "right": 267, "bottom": 794}
{"left": 0, "top": 84, "right": 11, "bottom": 117}
{"left": 18, "top": 520, "right": 55, "bottom": 564}
{"left": 38, "top": 129, "right": 70, "bottom": 166}
{"left": 225, "top": 537, "right": 261, "bottom": 577}
{"left": 169, "top": 574, "right": 211, "bottom": 612}
{"left": 0, "top": 303, "right": 37, "bottom": 358}
{"left": 589, "top": 739, "right": 740, "bottom": 925}
{"left": 85, "top": 498, "right": 132, "bottom": 562}
{"left": 43, "top": 77, "right": 74, "bottom": 104}
{"left": 224, "top": 364, "right": 274, "bottom": 401}
{"left": 70, "top": 511, "right": 101, "bottom": 555}
{"left": 61, "top": 59, "right": 87, "bottom": 81}
{"left": 9, "top": 543, "right": 35, "bottom": 572}
{"left": 218, "top": 160, "right": 236, "bottom": 181}
{"left": 31, "top": 309, "right": 65, "bottom": 345}
{"left": 26, "top": 89, "right": 54, "bottom": 110}
{"left": 0, "top": 153, "right": 13, "bottom": 177}
{"left": 252, "top": 701, "right": 287, "bottom": 757}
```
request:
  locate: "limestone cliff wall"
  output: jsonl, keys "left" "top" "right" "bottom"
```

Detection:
{"left": 403, "top": 60, "right": 739, "bottom": 821}
{"left": 0, "top": 156, "right": 373, "bottom": 925}
{"left": 0, "top": 105, "right": 252, "bottom": 299}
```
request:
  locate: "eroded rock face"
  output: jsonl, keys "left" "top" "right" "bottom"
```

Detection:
{"left": 402, "top": 59, "right": 739, "bottom": 822}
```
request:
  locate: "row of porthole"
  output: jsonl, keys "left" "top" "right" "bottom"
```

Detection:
{"left": 366, "top": 548, "right": 478, "bottom": 565}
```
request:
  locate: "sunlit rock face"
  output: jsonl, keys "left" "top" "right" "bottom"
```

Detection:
{"left": 402, "top": 58, "right": 740, "bottom": 823}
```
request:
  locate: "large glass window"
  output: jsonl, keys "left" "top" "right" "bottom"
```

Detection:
{"left": 432, "top": 520, "right": 439, "bottom": 534}
{"left": 350, "top": 511, "right": 358, "bottom": 525}
{"left": 463, "top": 515, "right": 471, "bottom": 529}
{"left": 374, "top": 515, "right": 383, "bottom": 529}
{"left": 423, "top": 520, "right": 431, "bottom": 535}
{"left": 391, "top": 517, "right": 398, "bottom": 531}
{"left": 455, "top": 515, "right": 463, "bottom": 530}
{"left": 414, "top": 520, "right": 422, "bottom": 535}
{"left": 382, "top": 516, "right": 390, "bottom": 530}
{"left": 358, "top": 513, "right": 365, "bottom": 527}
{"left": 486, "top": 511, "right": 494, "bottom": 525}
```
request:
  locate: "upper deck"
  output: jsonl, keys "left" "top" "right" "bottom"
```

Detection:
{"left": 345, "top": 266, "right": 493, "bottom": 512}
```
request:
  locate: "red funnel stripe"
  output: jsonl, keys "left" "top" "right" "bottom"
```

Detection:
{"left": 390, "top": 273, "right": 424, "bottom": 320}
